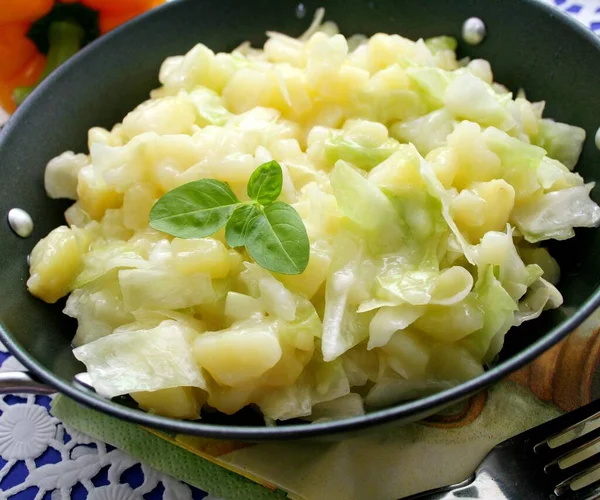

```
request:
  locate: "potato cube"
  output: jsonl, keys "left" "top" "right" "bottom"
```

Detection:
{"left": 447, "top": 121, "right": 501, "bottom": 190}
{"left": 101, "top": 209, "right": 133, "bottom": 241}
{"left": 224, "top": 292, "right": 264, "bottom": 322}
{"left": 77, "top": 165, "right": 123, "bottom": 220}
{"left": 276, "top": 244, "right": 332, "bottom": 299}
{"left": 131, "top": 386, "right": 205, "bottom": 419}
{"left": 171, "top": 238, "right": 233, "bottom": 278}
{"left": 222, "top": 68, "right": 275, "bottom": 114}
{"left": 193, "top": 324, "right": 282, "bottom": 387}
{"left": 122, "top": 183, "right": 162, "bottom": 231}
{"left": 452, "top": 179, "right": 515, "bottom": 243}
{"left": 426, "top": 147, "right": 459, "bottom": 189}
{"left": 27, "top": 226, "right": 87, "bottom": 303}
{"left": 122, "top": 95, "right": 196, "bottom": 138}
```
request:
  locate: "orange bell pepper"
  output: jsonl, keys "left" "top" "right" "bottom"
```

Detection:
{"left": 0, "top": 54, "right": 46, "bottom": 113}
{"left": 0, "top": 0, "right": 54, "bottom": 24}
{"left": 0, "top": 0, "right": 165, "bottom": 113}
{"left": 95, "top": 0, "right": 166, "bottom": 34}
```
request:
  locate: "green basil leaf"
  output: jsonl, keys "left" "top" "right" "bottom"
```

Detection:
{"left": 225, "top": 204, "right": 261, "bottom": 248}
{"left": 149, "top": 179, "right": 240, "bottom": 238}
{"left": 247, "top": 160, "right": 283, "bottom": 205}
{"left": 245, "top": 202, "right": 309, "bottom": 275}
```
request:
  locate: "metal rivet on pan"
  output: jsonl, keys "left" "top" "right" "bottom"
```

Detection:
{"left": 7, "top": 208, "right": 34, "bottom": 238}
{"left": 595, "top": 127, "right": 600, "bottom": 150}
{"left": 462, "top": 17, "right": 486, "bottom": 46}
{"left": 295, "top": 3, "right": 306, "bottom": 18}
{"left": 26, "top": 254, "right": 31, "bottom": 266}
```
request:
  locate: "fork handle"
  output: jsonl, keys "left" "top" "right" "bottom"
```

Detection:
{"left": 0, "top": 371, "right": 56, "bottom": 395}
{"left": 400, "top": 475, "right": 477, "bottom": 499}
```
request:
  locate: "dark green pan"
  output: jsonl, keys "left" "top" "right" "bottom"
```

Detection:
{"left": 1, "top": 0, "right": 600, "bottom": 440}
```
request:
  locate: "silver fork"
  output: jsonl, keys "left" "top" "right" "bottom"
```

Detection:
{"left": 402, "top": 398, "right": 600, "bottom": 499}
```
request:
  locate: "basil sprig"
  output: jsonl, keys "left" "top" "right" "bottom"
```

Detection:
{"left": 149, "top": 161, "right": 310, "bottom": 275}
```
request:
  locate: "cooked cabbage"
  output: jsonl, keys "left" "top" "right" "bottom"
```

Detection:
{"left": 28, "top": 10, "right": 599, "bottom": 422}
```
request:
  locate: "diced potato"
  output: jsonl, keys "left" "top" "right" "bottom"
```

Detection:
{"left": 471, "top": 180, "right": 515, "bottom": 235}
{"left": 122, "top": 183, "right": 162, "bottom": 231}
{"left": 77, "top": 165, "right": 123, "bottom": 220}
{"left": 64, "top": 202, "right": 91, "bottom": 228}
{"left": 152, "top": 134, "right": 204, "bottom": 170}
{"left": 264, "top": 35, "right": 304, "bottom": 66}
{"left": 224, "top": 292, "right": 264, "bottom": 322}
{"left": 451, "top": 190, "right": 486, "bottom": 227}
{"left": 426, "top": 147, "right": 459, "bottom": 189}
{"left": 301, "top": 104, "right": 345, "bottom": 137}
{"left": 127, "top": 228, "right": 169, "bottom": 259}
{"left": 131, "top": 386, "right": 205, "bottom": 419}
{"left": 261, "top": 348, "right": 308, "bottom": 387}
{"left": 27, "top": 226, "right": 88, "bottom": 303}
{"left": 101, "top": 209, "right": 134, "bottom": 241}
{"left": 315, "top": 65, "right": 370, "bottom": 105}
{"left": 367, "top": 33, "right": 416, "bottom": 72}
{"left": 206, "top": 384, "right": 256, "bottom": 415}
{"left": 171, "top": 238, "right": 234, "bottom": 278}
{"left": 276, "top": 68, "right": 313, "bottom": 118}
{"left": 257, "top": 273, "right": 297, "bottom": 321}
{"left": 193, "top": 321, "right": 282, "bottom": 386}
{"left": 366, "top": 64, "right": 410, "bottom": 94}
{"left": 159, "top": 44, "right": 215, "bottom": 92}
{"left": 206, "top": 52, "right": 237, "bottom": 92}
{"left": 305, "top": 33, "right": 348, "bottom": 88}
{"left": 223, "top": 68, "right": 275, "bottom": 114}
{"left": 45, "top": 151, "right": 89, "bottom": 200}
{"left": 122, "top": 95, "right": 196, "bottom": 138}
{"left": 88, "top": 126, "right": 123, "bottom": 149}
{"left": 452, "top": 180, "right": 515, "bottom": 243}
{"left": 447, "top": 121, "right": 502, "bottom": 190}
{"left": 276, "top": 243, "right": 332, "bottom": 299}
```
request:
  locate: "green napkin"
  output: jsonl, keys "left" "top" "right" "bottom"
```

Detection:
{"left": 50, "top": 396, "right": 286, "bottom": 500}
{"left": 51, "top": 383, "right": 560, "bottom": 500}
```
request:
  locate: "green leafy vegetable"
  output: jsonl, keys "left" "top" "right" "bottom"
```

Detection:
{"left": 225, "top": 204, "right": 261, "bottom": 248}
{"left": 247, "top": 160, "right": 283, "bottom": 205}
{"left": 245, "top": 202, "right": 310, "bottom": 275}
{"left": 149, "top": 161, "right": 310, "bottom": 275}
{"left": 149, "top": 179, "right": 240, "bottom": 238}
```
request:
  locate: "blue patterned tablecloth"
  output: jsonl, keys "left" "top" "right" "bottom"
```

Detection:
{"left": 1, "top": 1, "right": 599, "bottom": 498}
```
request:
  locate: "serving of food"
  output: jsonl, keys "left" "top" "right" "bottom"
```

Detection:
{"left": 20, "top": 8, "right": 600, "bottom": 424}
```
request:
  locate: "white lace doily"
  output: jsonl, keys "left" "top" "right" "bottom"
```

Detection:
{"left": 1, "top": 1, "right": 598, "bottom": 498}
{"left": 0, "top": 343, "right": 220, "bottom": 500}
